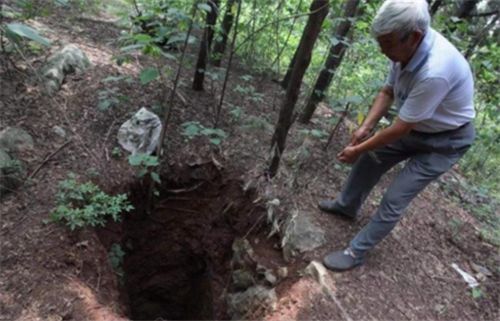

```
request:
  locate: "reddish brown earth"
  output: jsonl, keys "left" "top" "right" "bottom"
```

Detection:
{"left": 1, "top": 5, "right": 498, "bottom": 321}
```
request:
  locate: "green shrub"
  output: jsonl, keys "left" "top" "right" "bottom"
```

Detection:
{"left": 51, "top": 174, "right": 133, "bottom": 230}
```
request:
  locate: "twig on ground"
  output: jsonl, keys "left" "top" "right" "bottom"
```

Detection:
{"left": 155, "top": 205, "right": 201, "bottom": 214}
{"left": 27, "top": 140, "right": 72, "bottom": 180}
{"left": 242, "top": 209, "right": 262, "bottom": 239}
{"left": 164, "top": 181, "right": 205, "bottom": 194}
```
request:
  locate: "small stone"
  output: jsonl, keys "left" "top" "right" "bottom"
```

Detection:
{"left": 471, "top": 262, "right": 492, "bottom": 277}
{"left": 52, "top": 125, "right": 67, "bottom": 138}
{"left": 232, "top": 269, "right": 255, "bottom": 290}
{"left": 281, "top": 211, "right": 326, "bottom": 261}
{"left": 256, "top": 264, "right": 277, "bottom": 285}
{"left": 227, "top": 285, "right": 277, "bottom": 320}
{"left": 304, "top": 261, "right": 328, "bottom": 286}
{"left": 277, "top": 267, "right": 288, "bottom": 279}
{"left": 264, "top": 270, "right": 277, "bottom": 285}
{"left": 231, "top": 238, "right": 256, "bottom": 268}
{"left": 0, "top": 127, "right": 34, "bottom": 153}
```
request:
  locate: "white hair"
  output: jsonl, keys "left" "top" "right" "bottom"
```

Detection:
{"left": 372, "top": 0, "right": 430, "bottom": 38}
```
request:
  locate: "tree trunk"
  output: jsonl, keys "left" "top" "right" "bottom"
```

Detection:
{"left": 456, "top": 0, "right": 480, "bottom": 18}
{"left": 430, "top": 0, "right": 443, "bottom": 16}
{"left": 211, "top": 0, "right": 236, "bottom": 67}
{"left": 193, "top": 0, "right": 220, "bottom": 91}
{"left": 214, "top": 0, "right": 242, "bottom": 126}
{"left": 299, "top": 0, "right": 359, "bottom": 123}
{"left": 269, "top": 0, "right": 329, "bottom": 177}
{"left": 464, "top": 12, "right": 499, "bottom": 58}
{"left": 271, "top": 0, "right": 304, "bottom": 70}
{"left": 281, "top": 47, "right": 298, "bottom": 89}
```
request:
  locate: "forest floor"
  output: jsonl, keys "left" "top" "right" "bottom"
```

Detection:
{"left": 1, "top": 5, "right": 499, "bottom": 321}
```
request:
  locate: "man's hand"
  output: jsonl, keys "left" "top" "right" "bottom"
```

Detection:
{"left": 338, "top": 118, "right": 415, "bottom": 164}
{"left": 337, "top": 145, "right": 360, "bottom": 164}
{"left": 350, "top": 125, "right": 372, "bottom": 146}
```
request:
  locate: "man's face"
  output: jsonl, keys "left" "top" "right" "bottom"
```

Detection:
{"left": 376, "top": 32, "right": 422, "bottom": 64}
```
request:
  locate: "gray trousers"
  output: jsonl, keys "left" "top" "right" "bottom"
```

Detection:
{"left": 335, "top": 122, "right": 475, "bottom": 259}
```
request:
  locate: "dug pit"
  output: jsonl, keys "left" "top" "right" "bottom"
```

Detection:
{"left": 98, "top": 164, "right": 262, "bottom": 320}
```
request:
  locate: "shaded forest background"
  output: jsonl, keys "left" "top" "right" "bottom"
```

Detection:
{"left": 2, "top": 0, "right": 498, "bottom": 238}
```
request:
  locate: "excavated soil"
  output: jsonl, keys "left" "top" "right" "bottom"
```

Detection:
{"left": 96, "top": 163, "right": 264, "bottom": 320}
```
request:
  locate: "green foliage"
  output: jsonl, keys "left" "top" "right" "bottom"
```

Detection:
{"left": 3, "top": 23, "right": 51, "bottom": 47}
{"left": 233, "top": 84, "right": 265, "bottom": 104}
{"left": 111, "top": 147, "right": 122, "bottom": 159}
{"left": 97, "top": 87, "right": 128, "bottom": 111}
{"left": 471, "top": 287, "right": 483, "bottom": 300}
{"left": 139, "top": 67, "right": 160, "bottom": 84}
{"left": 51, "top": 174, "right": 133, "bottom": 230}
{"left": 181, "top": 121, "right": 228, "bottom": 145}
{"left": 242, "top": 115, "right": 273, "bottom": 132}
{"left": 108, "top": 243, "right": 125, "bottom": 278}
{"left": 117, "top": 0, "right": 192, "bottom": 60}
{"left": 128, "top": 153, "right": 160, "bottom": 182}
{"left": 299, "top": 128, "right": 328, "bottom": 141}
{"left": 229, "top": 106, "right": 244, "bottom": 123}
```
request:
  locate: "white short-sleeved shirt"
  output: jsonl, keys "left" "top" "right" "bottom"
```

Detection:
{"left": 385, "top": 28, "right": 475, "bottom": 133}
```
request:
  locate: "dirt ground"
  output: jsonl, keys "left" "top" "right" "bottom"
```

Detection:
{"left": 1, "top": 5, "right": 498, "bottom": 321}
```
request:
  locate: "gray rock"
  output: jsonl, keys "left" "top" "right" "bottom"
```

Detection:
{"left": 41, "top": 44, "right": 91, "bottom": 94}
{"left": 232, "top": 269, "right": 255, "bottom": 290}
{"left": 304, "top": 261, "right": 329, "bottom": 287}
{"left": 52, "top": 125, "right": 67, "bottom": 138}
{"left": 117, "top": 107, "right": 162, "bottom": 155}
{"left": 277, "top": 267, "right": 288, "bottom": 279}
{"left": 0, "top": 127, "right": 34, "bottom": 154}
{"left": 281, "top": 211, "right": 326, "bottom": 260}
{"left": 471, "top": 262, "right": 493, "bottom": 277}
{"left": 231, "top": 238, "right": 256, "bottom": 268}
{"left": 0, "top": 149, "right": 24, "bottom": 197}
{"left": 227, "top": 285, "right": 277, "bottom": 320}
{"left": 256, "top": 264, "right": 277, "bottom": 286}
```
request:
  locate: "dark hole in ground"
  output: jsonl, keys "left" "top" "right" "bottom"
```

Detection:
{"left": 99, "top": 164, "right": 262, "bottom": 320}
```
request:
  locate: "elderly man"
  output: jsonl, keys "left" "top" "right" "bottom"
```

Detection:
{"left": 319, "top": 0, "right": 475, "bottom": 271}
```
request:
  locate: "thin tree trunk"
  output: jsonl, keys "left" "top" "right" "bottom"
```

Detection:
{"left": 299, "top": 0, "right": 359, "bottom": 123}
{"left": 214, "top": 0, "right": 242, "bottom": 126}
{"left": 211, "top": 0, "right": 236, "bottom": 67}
{"left": 270, "top": 0, "right": 304, "bottom": 70}
{"left": 193, "top": 0, "right": 220, "bottom": 91}
{"left": 464, "top": 12, "right": 499, "bottom": 58}
{"left": 269, "top": 0, "right": 329, "bottom": 177}
{"left": 248, "top": 0, "right": 258, "bottom": 63}
{"left": 147, "top": 1, "right": 199, "bottom": 213}
{"left": 281, "top": 46, "right": 298, "bottom": 89}
{"left": 430, "top": 0, "right": 443, "bottom": 16}
{"left": 456, "top": 0, "right": 480, "bottom": 19}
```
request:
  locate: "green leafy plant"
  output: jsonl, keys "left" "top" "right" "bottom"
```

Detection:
{"left": 128, "top": 153, "right": 161, "bottom": 184}
{"left": 229, "top": 105, "right": 244, "bottom": 123}
{"left": 0, "top": 21, "right": 51, "bottom": 56}
{"left": 299, "top": 128, "right": 328, "bottom": 141}
{"left": 181, "top": 121, "right": 228, "bottom": 145}
{"left": 471, "top": 287, "right": 483, "bottom": 299}
{"left": 111, "top": 147, "right": 122, "bottom": 159}
{"left": 233, "top": 84, "right": 264, "bottom": 104}
{"left": 108, "top": 243, "right": 125, "bottom": 278}
{"left": 97, "top": 87, "right": 128, "bottom": 111}
{"left": 51, "top": 174, "right": 133, "bottom": 230}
